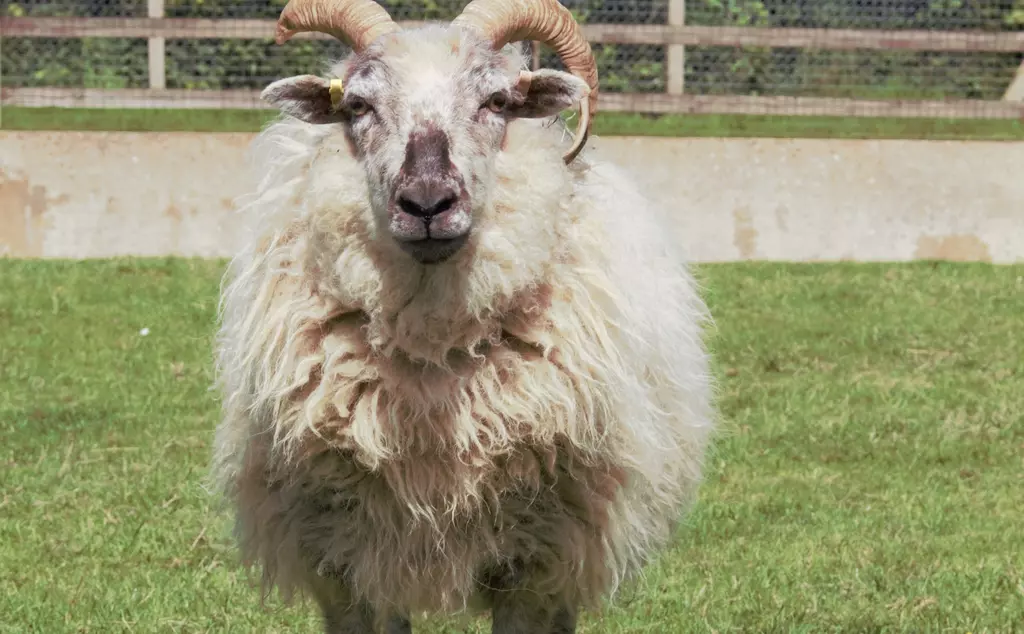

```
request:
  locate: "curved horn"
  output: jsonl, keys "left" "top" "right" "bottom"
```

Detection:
{"left": 275, "top": 0, "right": 400, "bottom": 51}
{"left": 452, "top": 0, "right": 598, "bottom": 164}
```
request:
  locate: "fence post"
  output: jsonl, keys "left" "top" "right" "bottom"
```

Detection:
{"left": 667, "top": 0, "right": 685, "bottom": 94}
{"left": 1004, "top": 61, "right": 1024, "bottom": 101}
{"left": 148, "top": 0, "right": 166, "bottom": 90}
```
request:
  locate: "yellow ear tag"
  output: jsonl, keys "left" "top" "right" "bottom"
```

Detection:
{"left": 329, "top": 78, "right": 344, "bottom": 111}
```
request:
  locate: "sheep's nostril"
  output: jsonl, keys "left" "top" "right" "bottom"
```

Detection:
{"left": 396, "top": 182, "right": 458, "bottom": 218}
{"left": 398, "top": 196, "right": 427, "bottom": 218}
{"left": 433, "top": 195, "right": 456, "bottom": 215}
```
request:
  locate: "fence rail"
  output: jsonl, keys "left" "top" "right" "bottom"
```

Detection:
{"left": 6, "top": 17, "right": 1024, "bottom": 53}
{"left": 2, "top": 9, "right": 1023, "bottom": 119}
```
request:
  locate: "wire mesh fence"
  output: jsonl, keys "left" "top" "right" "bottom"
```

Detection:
{"left": 2, "top": 0, "right": 1023, "bottom": 117}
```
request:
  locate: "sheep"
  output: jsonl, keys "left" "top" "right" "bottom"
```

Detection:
{"left": 210, "top": 0, "right": 716, "bottom": 632}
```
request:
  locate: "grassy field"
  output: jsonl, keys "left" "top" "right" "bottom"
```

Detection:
{"left": 1, "top": 259, "right": 1022, "bottom": 633}
{"left": 3, "top": 106, "right": 1024, "bottom": 141}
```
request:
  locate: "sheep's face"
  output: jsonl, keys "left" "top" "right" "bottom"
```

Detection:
{"left": 262, "top": 25, "right": 589, "bottom": 265}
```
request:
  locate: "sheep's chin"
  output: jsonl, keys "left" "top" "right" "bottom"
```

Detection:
{"left": 395, "top": 235, "right": 469, "bottom": 264}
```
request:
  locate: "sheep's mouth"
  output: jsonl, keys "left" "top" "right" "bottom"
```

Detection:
{"left": 388, "top": 198, "right": 472, "bottom": 264}
{"left": 396, "top": 235, "right": 468, "bottom": 264}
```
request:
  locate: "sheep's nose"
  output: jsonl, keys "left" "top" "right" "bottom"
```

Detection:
{"left": 396, "top": 180, "right": 458, "bottom": 219}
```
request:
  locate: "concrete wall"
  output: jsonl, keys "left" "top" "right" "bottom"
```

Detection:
{"left": 2, "top": 130, "right": 1021, "bottom": 262}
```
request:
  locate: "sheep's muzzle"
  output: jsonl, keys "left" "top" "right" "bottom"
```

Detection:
{"left": 388, "top": 123, "right": 472, "bottom": 265}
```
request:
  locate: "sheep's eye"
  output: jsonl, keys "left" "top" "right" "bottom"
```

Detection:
{"left": 346, "top": 97, "right": 371, "bottom": 117}
{"left": 484, "top": 92, "right": 508, "bottom": 113}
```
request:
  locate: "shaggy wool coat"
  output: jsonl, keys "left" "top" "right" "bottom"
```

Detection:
{"left": 211, "top": 85, "right": 715, "bottom": 618}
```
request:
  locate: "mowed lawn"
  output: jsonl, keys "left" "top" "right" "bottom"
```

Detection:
{"left": 1, "top": 258, "right": 1021, "bottom": 633}
{"left": 5, "top": 107, "right": 1024, "bottom": 141}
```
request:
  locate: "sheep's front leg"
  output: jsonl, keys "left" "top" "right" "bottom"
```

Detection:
{"left": 550, "top": 606, "right": 577, "bottom": 634}
{"left": 318, "top": 600, "right": 411, "bottom": 634}
{"left": 319, "top": 599, "right": 372, "bottom": 634}
{"left": 384, "top": 616, "right": 413, "bottom": 634}
{"left": 491, "top": 592, "right": 576, "bottom": 634}
{"left": 311, "top": 577, "right": 411, "bottom": 634}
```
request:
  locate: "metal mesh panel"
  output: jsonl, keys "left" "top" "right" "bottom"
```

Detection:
{"left": 2, "top": 37, "right": 150, "bottom": 89}
{"left": 164, "top": 39, "right": 342, "bottom": 90}
{"left": 3, "top": 0, "right": 146, "bottom": 17}
{"left": 2, "top": 0, "right": 1022, "bottom": 117}
{"left": 687, "top": 0, "right": 1019, "bottom": 30}
{"left": 686, "top": 48, "right": 1020, "bottom": 100}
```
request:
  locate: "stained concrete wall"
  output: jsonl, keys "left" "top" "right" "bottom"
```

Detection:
{"left": 2, "top": 131, "right": 1021, "bottom": 262}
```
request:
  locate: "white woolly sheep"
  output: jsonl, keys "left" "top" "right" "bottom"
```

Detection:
{"left": 210, "top": 0, "right": 716, "bottom": 632}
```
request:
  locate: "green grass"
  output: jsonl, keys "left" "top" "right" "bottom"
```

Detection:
{"left": 0, "top": 107, "right": 276, "bottom": 134}
{"left": 1, "top": 259, "right": 1022, "bottom": 633}
{"left": 3, "top": 106, "right": 1024, "bottom": 140}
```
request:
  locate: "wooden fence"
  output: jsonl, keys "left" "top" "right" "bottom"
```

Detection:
{"left": 2, "top": 2, "right": 1024, "bottom": 120}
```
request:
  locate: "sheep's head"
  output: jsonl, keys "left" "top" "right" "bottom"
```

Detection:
{"left": 261, "top": 0, "right": 598, "bottom": 265}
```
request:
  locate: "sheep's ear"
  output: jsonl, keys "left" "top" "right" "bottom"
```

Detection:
{"left": 261, "top": 75, "right": 346, "bottom": 124}
{"left": 507, "top": 69, "right": 590, "bottom": 120}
